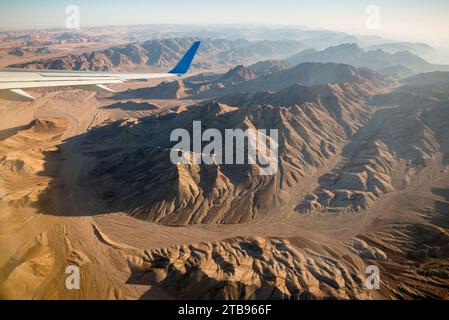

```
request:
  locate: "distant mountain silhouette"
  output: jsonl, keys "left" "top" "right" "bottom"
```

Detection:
{"left": 287, "top": 43, "right": 449, "bottom": 74}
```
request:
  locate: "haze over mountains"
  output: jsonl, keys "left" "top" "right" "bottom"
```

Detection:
{"left": 1, "top": 25, "right": 449, "bottom": 300}
{"left": 9, "top": 38, "right": 306, "bottom": 71}
{"left": 287, "top": 43, "right": 449, "bottom": 76}
{"left": 365, "top": 42, "right": 437, "bottom": 58}
{"left": 7, "top": 31, "right": 448, "bottom": 80}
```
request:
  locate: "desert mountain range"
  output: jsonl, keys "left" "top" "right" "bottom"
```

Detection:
{"left": 8, "top": 38, "right": 448, "bottom": 80}
{"left": 1, "top": 28, "right": 449, "bottom": 300}
{"left": 287, "top": 43, "right": 449, "bottom": 75}
{"left": 9, "top": 38, "right": 306, "bottom": 72}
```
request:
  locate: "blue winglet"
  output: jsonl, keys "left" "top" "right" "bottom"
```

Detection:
{"left": 169, "top": 41, "right": 201, "bottom": 75}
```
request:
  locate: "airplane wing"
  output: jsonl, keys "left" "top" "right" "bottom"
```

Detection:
{"left": 0, "top": 41, "right": 201, "bottom": 102}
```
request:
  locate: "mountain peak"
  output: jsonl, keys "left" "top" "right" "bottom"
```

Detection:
{"left": 327, "top": 43, "right": 362, "bottom": 52}
{"left": 221, "top": 65, "right": 257, "bottom": 83}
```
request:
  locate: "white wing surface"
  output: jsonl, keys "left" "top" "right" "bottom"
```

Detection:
{"left": 0, "top": 41, "right": 201, "bottom": 102}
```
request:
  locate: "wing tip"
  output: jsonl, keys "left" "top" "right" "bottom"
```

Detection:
{"left": 169, "top": 41, "right": 201, "bottom": 75}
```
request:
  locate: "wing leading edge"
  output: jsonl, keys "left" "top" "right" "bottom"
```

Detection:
{"left": 0, "top": 41, "right": 201, "bottom": 102}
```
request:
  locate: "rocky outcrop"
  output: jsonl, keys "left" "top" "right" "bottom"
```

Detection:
{"left": 129, "top": 237, "right": 371, "bottom": 300}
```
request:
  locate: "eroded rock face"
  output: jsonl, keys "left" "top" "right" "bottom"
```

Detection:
{"left": 128, "top": 237, "right": 371, "bottom": 300}
{"left": 77, "top": 63, "right": 390, "bottom": 224}
{"left": 298, "top": 139, "right": 395, "bottom": 213}
{"left": 345, "top": 239, "right": 388, "bottom": 261}
{"left": 84, "top": 79, "right": 374, "bottom": 224}
{"left": 298, "top": 95, "right": 449, "bottom": 214}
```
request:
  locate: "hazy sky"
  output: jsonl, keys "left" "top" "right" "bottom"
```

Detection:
{"left": 1, "top": 0, "right": 448, "bottom": 46}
